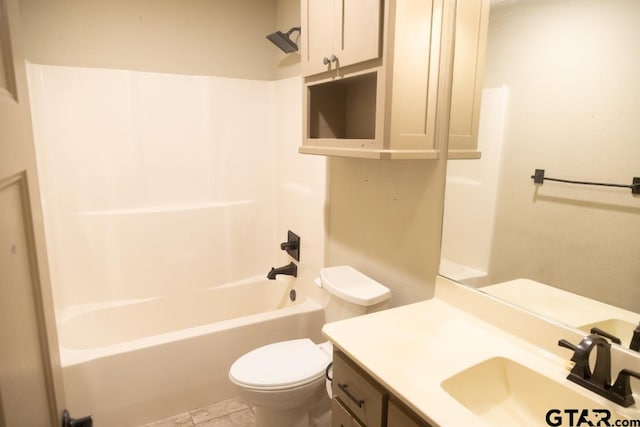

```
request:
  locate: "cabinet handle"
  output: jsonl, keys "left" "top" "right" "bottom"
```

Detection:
{"left": 338, "top": 383, "right": 364, "bottom": 408}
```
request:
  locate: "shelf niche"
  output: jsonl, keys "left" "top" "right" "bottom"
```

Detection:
{"left": 308, "top": 72, "right": 377, "bottom": 140}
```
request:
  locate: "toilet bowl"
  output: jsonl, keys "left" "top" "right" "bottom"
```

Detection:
{"left": 229, "top": 339, "right": 333, "bottom": 427}
{"left": 228, "top": 266, "right": 391, "bottom": 427}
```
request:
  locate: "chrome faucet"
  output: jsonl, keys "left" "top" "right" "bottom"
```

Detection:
{"left": 559, "top": 334, "right": 640, "bottom": 407}
{"left": 267, "top": 262, "right": 297, "bottom": 280}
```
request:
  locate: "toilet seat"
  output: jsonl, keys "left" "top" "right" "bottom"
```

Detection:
{"left": 229, "top": 339, "right": 331, "bottom": 391}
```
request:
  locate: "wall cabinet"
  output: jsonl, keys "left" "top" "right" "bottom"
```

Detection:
{"left": 448, "top": 0, "right": 490, "bottom": 159}
{"left": 331, "top": 351, "right": 431, "bottom": 427}
{"left": 301, "top": 0, "right": 382, "bottom": 77}
{"left": 299, "top": 0, "right": 490, "bottom": 160}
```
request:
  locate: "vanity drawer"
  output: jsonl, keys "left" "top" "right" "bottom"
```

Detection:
{"left": 332, "top": 351, "right": 386, "bottom": 426}
{"left": 332, "top": 398, "right": 365, "bottom": 427}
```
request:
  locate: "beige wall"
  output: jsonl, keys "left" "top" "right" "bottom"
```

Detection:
{"left": 19, "top": 0, "right": 281, "bottom": 80}
{"left": 326, "top": 159, "right": 446, "bottom": 307}
{"left": 483, "top": 0, "right": 640, "bottom": 312}
{"left": 275, "top": 0, "right": 302, "bottom": 79}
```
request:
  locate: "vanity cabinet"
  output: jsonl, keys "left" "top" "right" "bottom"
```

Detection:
{"left": 387, "top": 398, "right": 431, "bottom": 427}
{"left": 331, "top": 351, "right": 431, "bottom": 427}
{"left": 332, "top": 350, "right": 386, "bottom": 426}
{"left": 299, "top": 0, "right": 489, "bottom": 160}
{"left": 301, "top": 0, "right": 382, "bottom": 77}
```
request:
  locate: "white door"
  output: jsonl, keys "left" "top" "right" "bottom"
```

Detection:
{"left": 0, "top": 0, "right": 66, "bottom": 426}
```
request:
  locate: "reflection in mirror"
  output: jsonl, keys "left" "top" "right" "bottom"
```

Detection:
{"left": 0, "top": 0, "right": 8, "bottom": 91}
{"left": 440, "top": 0, "right": 640, "bottom": 348}
{"left": 0, "top": 41, "right": 5, "bottom": 92}
{"left": 0, "top": 0, "right": 16, "bottom": 97}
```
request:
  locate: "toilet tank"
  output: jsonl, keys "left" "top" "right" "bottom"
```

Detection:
{"left": 319, "top": 266, "right": 391, "bottom": 323}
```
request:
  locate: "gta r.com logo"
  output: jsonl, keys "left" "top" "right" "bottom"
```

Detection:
{"left": 546, "top": 408, "right": 639, "bottom": 426}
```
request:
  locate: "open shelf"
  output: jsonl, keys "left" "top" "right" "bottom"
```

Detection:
{"left": 307, "top": 72, "right": 377, "bottom": 140}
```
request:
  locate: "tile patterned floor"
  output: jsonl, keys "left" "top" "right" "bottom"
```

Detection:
{"left": 141, "top": 398, "right": 255, "bottom": 427}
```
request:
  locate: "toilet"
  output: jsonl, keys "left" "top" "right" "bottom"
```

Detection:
{"left": 228, "top": 266, "right": 391, "bottom": 427}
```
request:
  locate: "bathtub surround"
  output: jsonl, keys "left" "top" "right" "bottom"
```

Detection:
{"left": 28, "top": 64, "right": 327, "bottom": 426}
{"left": 28, "top": 64, "right": 278, "bottom": 307}
{"left": 28, "top": 64, "right": 328, "bottom": 309}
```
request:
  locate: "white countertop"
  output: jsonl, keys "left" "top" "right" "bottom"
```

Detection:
{"left": 322, "top": 276, "right": 640, "bottom": 426}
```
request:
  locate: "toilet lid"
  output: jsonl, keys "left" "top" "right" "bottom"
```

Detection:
{"left": 229, "top": 339, "right": 331, "bottom": 390}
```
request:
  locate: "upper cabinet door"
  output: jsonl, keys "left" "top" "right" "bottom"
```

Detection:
{"left": 302, "top": 0, "right": 335, "bottom": 76}
{"left": 334, "top": 0, "right": 382, "bottom": 70}
{"left": 302, "top": 0, "right": 382, "bottom": 77}
{"left": 448, "top": 0, "right": 490, "bottom": 158}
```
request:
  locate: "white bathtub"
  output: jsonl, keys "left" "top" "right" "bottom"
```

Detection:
{"left": 439, "top": 259, "right": 487, "bottom": 287}
{"left": 59, "top": 276, "right": 325, "bottom": 427}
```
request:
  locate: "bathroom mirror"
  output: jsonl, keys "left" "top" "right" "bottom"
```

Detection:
{"left": 440, "top": 0, "right": 640, "bottom": 344}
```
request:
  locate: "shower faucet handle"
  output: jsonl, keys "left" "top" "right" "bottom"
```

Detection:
{"left": 62, "top": 410, "right": 93, "bottom": 427}
{"left": 279, "top": 230, "right": 300, "bottom": 261}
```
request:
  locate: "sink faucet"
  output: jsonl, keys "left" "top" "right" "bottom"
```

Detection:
{"left": 590, "top": 323, "right": 640, "bottom": 352}
{"left": 631, "top": 322, "right": 640, "bottom": 352}
{"left": 559, "top": 334, "right": 612, "bottom": 388}
{"left": 267, "top": 262, "right": 297, "bottom": 280}
{"left": 559, "top": 334, "right": 640, "bottom": 407}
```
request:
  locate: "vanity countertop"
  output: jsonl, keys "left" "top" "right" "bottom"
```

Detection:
{"left": 322, "top": 276, "right": 639, "bottom": 426}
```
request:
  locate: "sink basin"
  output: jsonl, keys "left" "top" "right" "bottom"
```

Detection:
{"left": 579, "top": 319, "right": 638, "bottom": 347}
{"left": 441, "top": 357, "right": 619, "bottom": 425}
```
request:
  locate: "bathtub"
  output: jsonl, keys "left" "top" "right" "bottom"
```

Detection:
{"left": 59, "top": 276, "right": 325, "bottom": 427}
{"left": 439, "top": 258, "right": 487, "bottom": 287}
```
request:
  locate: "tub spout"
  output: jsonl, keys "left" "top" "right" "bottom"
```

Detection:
{"left": 267, "top": 262, "right": 297, "bottom": 280}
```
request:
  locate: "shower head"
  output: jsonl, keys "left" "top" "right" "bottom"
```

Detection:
{"left": 266, "top": 26, "right": 301, "bottom": 53}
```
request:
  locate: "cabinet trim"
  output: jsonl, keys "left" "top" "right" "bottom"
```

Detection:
{"left": 447, "top": 149, "right": 481, "bottom": 160}
{"left": 299, "top": 146, "right": 439, "bottom": 160}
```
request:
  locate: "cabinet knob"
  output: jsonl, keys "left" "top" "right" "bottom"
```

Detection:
{"left": 322, "top": 55, "right": 338, "bottom": 65}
